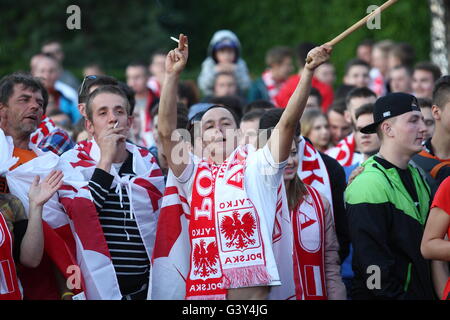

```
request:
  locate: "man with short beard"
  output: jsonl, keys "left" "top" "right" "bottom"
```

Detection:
{"left": 0, "top": 73, "right": 75, "bottom": 300}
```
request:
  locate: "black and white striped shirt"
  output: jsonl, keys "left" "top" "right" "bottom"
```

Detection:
{"left": 88, "top": 153, "right": 150, "bottom": 286}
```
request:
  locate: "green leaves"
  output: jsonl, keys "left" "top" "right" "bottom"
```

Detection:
{"left": 0, "top": 0, "right": 431, "bottom": 87}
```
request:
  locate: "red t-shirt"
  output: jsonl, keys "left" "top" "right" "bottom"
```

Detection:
{"left": 431, "top": 176, "right": 450, "bottom": 300}
{"left": 274, "top": 74, "right": 334, "bottom": 112}
{"left": 431, "top": 176, "right": 450, "bottom": 237}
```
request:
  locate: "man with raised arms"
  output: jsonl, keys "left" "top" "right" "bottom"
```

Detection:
{"left": 157, "top": 34, "right": 332, "bottom": 300}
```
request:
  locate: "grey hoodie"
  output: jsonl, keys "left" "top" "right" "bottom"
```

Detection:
{"left": 197, "top": 30, "right": 251, "bottom": 96}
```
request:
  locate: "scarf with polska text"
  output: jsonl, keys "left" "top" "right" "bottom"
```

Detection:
{"left": 325, "top": 133, "right": 363, "bottom": 167}
{"left": 186, "top": 146, "right": 271, "bottom": 300}
{"left": 0, "top": 213, "right": 21, "bottom": 300}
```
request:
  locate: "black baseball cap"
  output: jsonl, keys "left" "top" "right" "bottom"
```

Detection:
{"left": 360, "top": 93, "right": 420, "bottom": 134}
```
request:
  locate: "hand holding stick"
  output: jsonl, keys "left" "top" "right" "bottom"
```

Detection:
{"left": 306, "top": 0, "right": 399, "bottom": 63}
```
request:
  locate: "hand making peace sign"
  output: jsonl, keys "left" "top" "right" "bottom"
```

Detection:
{"left": 165, "top": 33, "right": 189, "bottom": 75}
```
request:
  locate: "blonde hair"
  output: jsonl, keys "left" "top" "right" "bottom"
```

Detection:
{"left": 300, "top": 108, "right": 326, "bottom": 137}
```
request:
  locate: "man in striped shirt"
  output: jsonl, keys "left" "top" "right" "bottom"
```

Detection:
{"left": 77, "top": 85, "right": 163, "bottom": 299}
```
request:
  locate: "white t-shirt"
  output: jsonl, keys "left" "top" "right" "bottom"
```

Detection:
{"left": 176, "top": 144, "right": 287, "bottom": 287}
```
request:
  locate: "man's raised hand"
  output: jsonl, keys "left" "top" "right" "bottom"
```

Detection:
{"left": 29, "top": 170, "right": 64, "bottom": 208}
{"left": 166, "top": 34, "right": 189, "bottom": 75}
{"left": 305, "top": 44, "right": 332, "bottom": 71}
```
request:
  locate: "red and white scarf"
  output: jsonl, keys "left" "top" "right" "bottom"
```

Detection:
{"left": 369, "top": 68, "right": 386, "bottom": 97}
{"left": 298, "top": 138, "right": 333, "bottom": 210}
{"left": 325, "top": 133, "right": 363, "bottom": 167}
{"left": 269, "top": 185, "right": 327, "bottom": 300}
{"left": 58, "top": 139, "right": 165, "bottom": 299}
{"left": 0, "top": 129, "right": 83, "bottom": 299}
{"left": 292, "top": 185, "right": 327, "bottom": 300}
{"left": 140, "top": 89, "right": 158, "bottom": 148}
{"left": 30, "top": 116, "right": 57, "bottom": 148}
{"left": 262, "top": 70, "right": 283, "bottom": 104}
{"left": 186, "top": 147, "right": 270, "bottom": 300}
{"left": 0, "top": 213, "right": 21, "bottom": 300}
{"left": 147, "top": 76, "right": 161, "bottom": 98}
{"left": 152, "top": 146, "right": 279, "bottom": 300}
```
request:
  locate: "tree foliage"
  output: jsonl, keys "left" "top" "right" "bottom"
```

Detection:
{"left": 171, "top": 0, "right": 431, "bottom": 81}
{"left": 0, "top": 0, "right": 431, "bottom": 84}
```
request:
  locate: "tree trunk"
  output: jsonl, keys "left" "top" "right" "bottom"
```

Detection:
{"left": 429, "top": 0, "right": 449, "bottom": 74}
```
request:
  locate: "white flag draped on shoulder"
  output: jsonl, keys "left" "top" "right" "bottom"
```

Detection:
{"left": 151, "top": 170, "right": 191, "bottom": 300}
{"left": 58, "top": 139, "right": 165, "bottom": 300}
{"left": 0, "top": 129, "right": 83, "bottom": 296}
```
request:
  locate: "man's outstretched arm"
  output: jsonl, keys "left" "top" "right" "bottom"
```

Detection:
{"left": 267, "top": 45, "right": 332, "bottom": 163}
{"left": 158, "top": 34, "right": 190, "bottom": 177}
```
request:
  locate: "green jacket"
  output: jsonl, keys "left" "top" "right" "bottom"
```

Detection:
{"left": 345, "top": 156, "right": 435, "bottom": 300}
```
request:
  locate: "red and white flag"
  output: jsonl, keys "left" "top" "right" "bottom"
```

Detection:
{"left": 58, "top": 140, "right": 165, "bottom": 299}
{"left": 0, "top": 129, "right": 83, "bottom": 299}
{"left": 30, "top": 116, "right": 56, "bottom": 147}
{"left": 325, "top": 133, "right": 363, "bottom": 167}
{"left": 151, "top": 171, "right": 191, "bottom": 300}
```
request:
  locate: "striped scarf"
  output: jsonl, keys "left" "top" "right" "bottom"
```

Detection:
{"left": 262, "top": 70, "right": 283, "bottom": 104}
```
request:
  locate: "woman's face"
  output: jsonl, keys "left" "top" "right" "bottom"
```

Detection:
{"left": 308, "top": 115, "right": 330, "bottom": 150}
{"left": 283, "top": 140, "right": 299, "bottom": 181}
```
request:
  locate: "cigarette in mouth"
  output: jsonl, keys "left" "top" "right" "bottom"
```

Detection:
{"left": 113, "top": 121, "right": 119, "bottom": 129}
{"left": 170, "top": 36, "right": 188, "bottom": 47}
